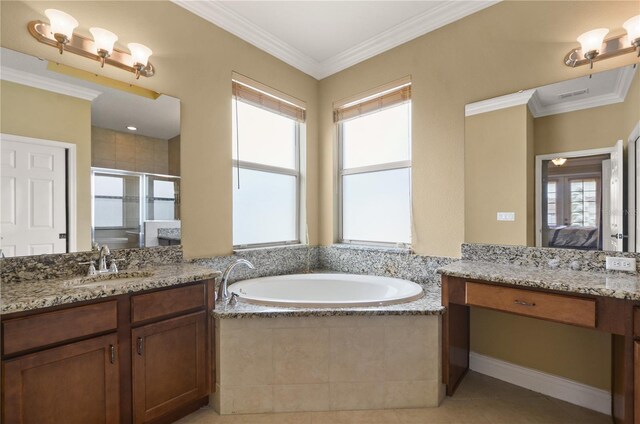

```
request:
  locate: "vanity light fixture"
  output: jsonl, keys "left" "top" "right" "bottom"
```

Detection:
{"left": 28, "top": 9, "right": 154, "bottom": 78}
{"left": 551, "top": 158, "right": 567, "bottom": 166}
{"left": 564, "top": 15, "right": 640, "bottom": 68}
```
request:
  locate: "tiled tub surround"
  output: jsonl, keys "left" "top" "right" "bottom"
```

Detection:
{"left": 213, "top": 314, "right": 443, "bottom": 415}
{"left": 157, "top": 227, "right": 182, "bottom": 240}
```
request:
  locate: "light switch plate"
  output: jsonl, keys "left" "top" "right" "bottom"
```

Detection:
{"left": 605, "top": 256, "right": 636, "bottom": 272}
{"left": 497, "top": 212, "right": 515, "bottom": 221}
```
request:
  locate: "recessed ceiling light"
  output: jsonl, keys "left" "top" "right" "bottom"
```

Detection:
{"left": 127, "top": 126, "right": 137, "bottom": 131}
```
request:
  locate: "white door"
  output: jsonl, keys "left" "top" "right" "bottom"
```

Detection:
{"left": 1, "top": 138, "right": 67, "bottom": 257}
{"left": 606, "top": 139, "right": 624, "bottom": 252}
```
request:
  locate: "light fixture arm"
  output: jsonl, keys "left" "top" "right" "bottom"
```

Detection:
{"left": 28, "top": 20, "right": 154, "bottom": 78}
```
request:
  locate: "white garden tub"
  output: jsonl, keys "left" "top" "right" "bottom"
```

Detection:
{"left": 227, "top": 273, "right": 423, "bottom": 308}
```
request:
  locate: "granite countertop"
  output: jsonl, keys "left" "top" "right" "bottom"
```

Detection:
{"left": 438, "top": 260, "right": 640, "bottom": 301}
{"left": 1, "top": 263, "right": 220, "bottom": 315}
{"left": 212, "top": 285, "right": 444, "bottom": 319}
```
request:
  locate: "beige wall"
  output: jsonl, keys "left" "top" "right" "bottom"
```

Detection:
{"left": 318, "top": 1, "right": 638, "bottom": 258}
{"left": 0, "top": 80, "right": 92, "bottom": 251}
{"left": 535, "top": 69, "right": 640, "bottom": 156}
{"left": 91, "top": 126, "right": 179, "bottom": 175}
{"left": 465, "top": 105, "right": 533, "bottom": 246}
{"left": 0, "top": 0, "right": 319, "bottom": 258}
{"left": 317, "top": 1, "right": 637, "bottom": 391}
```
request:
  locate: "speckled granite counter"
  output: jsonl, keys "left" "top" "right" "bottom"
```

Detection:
{"left": 212, "top": 285, "right": 444, "bottom": 319}
{"left": 438, "top": 260, "right": 640, "bottom": 301}
{"left": 1, "top": 263, "right": 220, "bottom": 315}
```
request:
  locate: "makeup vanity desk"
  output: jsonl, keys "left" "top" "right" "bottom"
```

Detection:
{"left": 439, "top": 261, "right": 640, "bottom": 424}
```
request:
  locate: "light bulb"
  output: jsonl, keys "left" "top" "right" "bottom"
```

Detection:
{"left": 90, "top": 27, "right": 118, "bottom": 55}
{"left": 623, "top": 15, "right": 640, "bottom": 52}
{"left": 127, "top": 43, "right": 152, "bottom": 67}
{"left": 44, "top": 9, "right": 78, "bottom": 40}
{"left": 577, "top": 28, "right": 609, "bottom": 58}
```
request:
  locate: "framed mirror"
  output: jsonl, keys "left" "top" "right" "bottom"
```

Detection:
{"left": 465, "top": 64, "right": 639, "bottom": 252}
{"left": 0, "top": 47, "right": 181, "bottom": 257}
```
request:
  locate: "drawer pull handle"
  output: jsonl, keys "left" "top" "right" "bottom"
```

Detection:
{"left": 514, "top": 300, "right": 536, "bottom": 307}
{"left": 109, "top": 344, "right": 116, "bottom": 364}
{"left": 136, "top": 337, "right": 144, "bottom": 356}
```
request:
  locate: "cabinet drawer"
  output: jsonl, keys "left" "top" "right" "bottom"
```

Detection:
{"left": 2, "top": 301, "right": 118, "bottom": 356}
{"left": 465, "top": 282, "right": 596, "bottom": 328}
{"left": 131, "top": 283, "right": 206, "bottom": 323}
{"left": 634, "top": 307, "right": 640, "bottom": 338}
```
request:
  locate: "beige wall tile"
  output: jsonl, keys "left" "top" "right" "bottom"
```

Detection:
{"left": 383, "top": 380, "right": 441, "bottom": 408}
{"left": 135, "top": 136, "right": 155, "bottom": 162}
{"left": 273, "top": 328, "right": 329, "bottom": 384}
{"left": 329, "top": 382, "right": 384, "bottom": 410}
{"left": 273, "top": 384, "right": 329, "bottom": 412}
{"left": 329, "top": 326, "right": 384, "bottom": 382}
{"left": 93, "top": 158, "right": 116, "bottom": 169}
{"left": 115, "top": 160, "right": 136, "bottom": 172}
{"left": 384, "top": 325, "right": 438, "bottom": 381}
{"left": 219, "top": 328, "right": 273, "bottom": 386}
{"left": 135, "top": 160, "right": 156, "bottom": 174}
{"left": 115, "top": 132, "right": 136, "bottom": 163}
{"left": 218, "top": 385, "right": 273, "bottom": 415}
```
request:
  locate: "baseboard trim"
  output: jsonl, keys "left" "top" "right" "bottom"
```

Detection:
{"left": 469, "top": 352, "right": 611, "bottom": 416}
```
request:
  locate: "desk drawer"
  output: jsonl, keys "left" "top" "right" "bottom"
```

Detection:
{"left": 2, "top": 301, "right": 118, "bottom": 355}
{"left": 131, "top": 283, "right": 206, "bottom": 323}
{"left": 466, "top": 282, "right": 596, "bottom": 328}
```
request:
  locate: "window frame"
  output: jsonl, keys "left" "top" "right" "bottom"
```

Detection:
{"left": 231, "top": 101, "right": 302, "bottom": 249}
{"left": 337, "top": 101, "right": 412, "bottom": 248}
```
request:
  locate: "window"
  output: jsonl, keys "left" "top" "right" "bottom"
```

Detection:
{"left": 546, "top": 180, "right": 557, "bottom": 227}
{"left": 570, "top": 178, "right": 598, "bottom": 227}
{"left": 146, "top": 176, "right": 180, "bottom": 221}
{"left": 335, "top": 81, "right": 412, "bottom": 245}
{"left": 93, "top": 174, "right": 125, "bottom": 228}
{"left": 231, "top": 78, "right": 305, "bottom": 247}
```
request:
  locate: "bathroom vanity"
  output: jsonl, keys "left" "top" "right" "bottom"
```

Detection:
{"left": 0, "top": 266, "right": 218, "bottom": 424}
{"left": 439, "top": 261, "right": 640, "bottom": 424}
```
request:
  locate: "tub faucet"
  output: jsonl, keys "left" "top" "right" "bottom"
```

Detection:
{"left": 218, "top": 259, "right": 255, "bottom": 303}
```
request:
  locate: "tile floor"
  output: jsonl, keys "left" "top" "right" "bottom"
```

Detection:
{"left": 175, "top": 371, "right": 611, "bottom": 423}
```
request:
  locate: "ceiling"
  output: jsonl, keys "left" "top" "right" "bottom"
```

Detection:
{"left": 172, "top": 0, "right": 499, "bottom": 79}
{"left": 1, "top": 48, "right": 180, "bottom": 140}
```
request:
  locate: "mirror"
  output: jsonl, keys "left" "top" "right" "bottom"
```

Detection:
{"left": 465, "top": 64, "right": 639, "bottom": 252}
{"left": 0, "top": 47, "right": 181, "bottom": 257}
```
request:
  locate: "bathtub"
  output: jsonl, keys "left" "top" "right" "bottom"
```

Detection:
{"left": 227, "top": 273, "right": 423, "bottom": 308}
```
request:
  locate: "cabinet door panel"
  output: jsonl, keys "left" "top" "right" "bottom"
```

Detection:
{"left": 2, "top": 334, "right": 119, "bottom": 424}
{"left": 132, "top": 311, "right": 207, "bottom": 423}
{"left": 635, "top": 340, "right": 639, "bottom": 422}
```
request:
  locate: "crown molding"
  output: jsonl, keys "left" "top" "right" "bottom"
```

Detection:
{"left": 528, "top": 66, "right": 636, "bottom": 118}
{"left": 172, "top": 0, "right": 499, "bottom": 80}
{"left": 465, "top": 89, "right": 536, "bottom": 117}
{"left": 1, "top": 66, "right": 102, "bottom": 101}
{"left": 171, "top": 0, "right": 322, "bottom": 78}
{"left": 319, "top": 0, "right": 500, "bottom": 79}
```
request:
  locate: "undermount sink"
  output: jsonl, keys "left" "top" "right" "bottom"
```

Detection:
{"left": 64, "top": 270, "right": 154, "bottom": 288}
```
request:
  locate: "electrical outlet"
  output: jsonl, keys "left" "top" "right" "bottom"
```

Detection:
{"left": 605, "top": 257, "right": 636, "bottom": 272}
{"left": 497, "top": 212, "right": 515, "bottom": 222}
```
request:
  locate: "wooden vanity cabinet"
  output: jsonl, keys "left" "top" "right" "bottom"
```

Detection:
{"left": 1, "top": 279, "right": 216, "bottom": 424}
{"left": 132, "top": 312, "right": 208, "bottom": 424}
{"left": 2, "top": 333, "right": 120, "bottom": 424}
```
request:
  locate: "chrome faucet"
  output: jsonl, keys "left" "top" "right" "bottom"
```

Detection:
{"left": 98, "top": 244, "right": 111, "bottom": 273}
{"left": 218, "top": 259, "right": 255, "bottom": 303}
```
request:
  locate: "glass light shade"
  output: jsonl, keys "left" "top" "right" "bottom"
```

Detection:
{"left": 44, "top": 9, "right": 78, "bottom": 39}
{"left": 577, "top": 28, "right": 609, "bottom": 55}
{"left": 551, "top": 158, "right": 567, "bottom": 166}
{"left": 127, "top": 43, "right": 152, "bottom": 66}
{"left": 623, "top": 15, "right": 640, "bottom": 44}
{"left": 90, "top": 27, "right": 118, "bottom": 54}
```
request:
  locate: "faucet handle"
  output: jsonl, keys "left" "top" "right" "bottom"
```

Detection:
{"left": 80, "top": 261, "right": 97, "bottom": 276}
{"left": 109, "top": 259, "right": 124, "bottom": 273}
